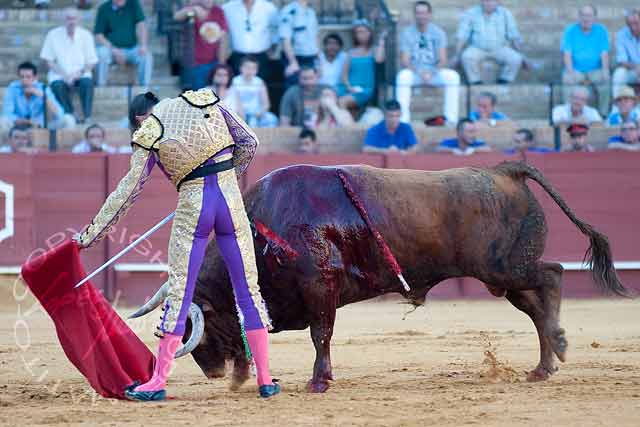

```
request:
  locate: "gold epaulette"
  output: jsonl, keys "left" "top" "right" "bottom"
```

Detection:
{"left": 132, "top": 113, "right": 164, "bottom": 150}
{"left": 179, "top": 88, "right": 220, "bottom": 109}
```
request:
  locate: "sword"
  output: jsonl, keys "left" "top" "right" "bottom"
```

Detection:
{"left": 74, "top": 212, "right": 176, "bottom": 289}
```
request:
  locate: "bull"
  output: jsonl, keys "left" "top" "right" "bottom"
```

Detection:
{"left": 131, "top": 161, "right": 628, "bottom": 392}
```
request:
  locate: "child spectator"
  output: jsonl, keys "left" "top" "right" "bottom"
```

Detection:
{"left": 297, "top": 127, "right": 318, "bottom": 154}
{"left": 231, "top": 56, "right": 278, "bottom": 127}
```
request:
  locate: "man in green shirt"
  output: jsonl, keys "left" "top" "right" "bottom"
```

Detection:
{"left": 94, "top": 0, "right": 152, "bottom": 86}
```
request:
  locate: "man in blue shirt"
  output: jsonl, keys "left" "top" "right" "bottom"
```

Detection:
{"left": 437, "top": 118, "right": 491, "bottom": 155}
{"left": 561, "top": 5, "right": 610, "bottom": 112}
{"left": 363, "top": 100, "right": 418, "bottom": 153}
{"left": 469, "top": 91, "right": 508, "bottom": 125}
{"left": 0, "top": 62, "right": 73, "bottom": 136}
{"left": 613, "top": 9, "right": 640, "bottom": 90}
{"left": 608, "top": 120, "right": 640, "bottom": 151}
{"left": 504, "top": 128, "right": 553, "bottom": 155}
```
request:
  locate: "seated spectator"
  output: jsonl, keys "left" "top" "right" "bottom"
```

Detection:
{"left": 40, "top": 7, "right": 97, "bottom": 124}
{"left": 174, "top": 0, "right": 228, "bottom": 90}
{"left": 396, "top": 1, "right": 460, "bottom": 124}
{"left": 552, "top": 86, "right": 603, "bottom": 125}
{"left": 13, "top": 0, "right": 50, "bottom": 9}
{"left": 318, "top": 33, "right": 346, "bottom": 91}
{"left": 338, "top": 19, "right": 387, "bottom": 111}
{"left": 231, "top": 56, "right": 278, "bottom": 128}
{"left": 1, "top": 62, "right": 75, "bottom": 134}
{"left": 95, "top": 0, "right": 153, "bottom": 86}
{"left": 279, "top": 0, "right": 319, "bottom": 87}
{"left": 223, "top": 0, "right": 278, "bottom": 78}
{"left": 297, "top": 127, "right": 318, "bottom": 154}
{"left": 469, "top": 91, "right": 508, "bottom": 124}
{"left": 211, "top": 64, "right": 242, "bottom": 116}
{"left": 563, "top": 123, "right": 595, "bottom": 152}
{"left": 607, "top": 85, "right": 640, "bottom": 127}
{"left": 72, "top": 124, "right": 118, "bottom": 153}
{"left": 455, "top": 0, "right": 523, "bottom": 84}
{"left": 316, "top": 88, "right": 354, "bottom": 129}
{"left": 437, "top": 118, "right": 491, "bottom": 155}
{"left": 561, "top": 5, "right": 610, "bottom": 110}
{"left": 504, "top": 128, "right": 553, "bottom": 154}
{"left": 129, "top": 91, "right": 159, "bottom": 133}
{"left": 608, "top": 121, "right": 640, "bottom": 151}
{"left": 280, "top": 66, "right": 329, "bottom": 127}
{"left": 363, "top": 100, "right": 418, "bottom": 153}
{"left": 0, "top": 125, "right": 35, "bottom": 154}
{"left": 613, "top": 9, "right": 640, "bottom": 90}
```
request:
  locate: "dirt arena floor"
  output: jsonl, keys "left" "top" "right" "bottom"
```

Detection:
{"left": 0, "top": 276, "right": 639, "bottom": 426}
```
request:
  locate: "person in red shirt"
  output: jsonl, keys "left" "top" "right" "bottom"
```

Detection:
{"left": 174, "top": 0, "right": 229, "bottom": 90}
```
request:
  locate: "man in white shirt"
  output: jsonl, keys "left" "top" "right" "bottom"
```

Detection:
{"left": 40, "top": 7, "right": 98, "bottom": 124}
{"left": 222, "top": 0, "right": 278, "bottom": 78}
{"left": 279, "top": 0, "right": 319, "bottom": 87}
{"left": 552, "top": 86, "right": 603, "bottom": 125}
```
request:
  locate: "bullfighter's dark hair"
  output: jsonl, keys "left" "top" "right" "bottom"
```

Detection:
{"left": 129, "top": 91, "right": 160, "bottom": 132}
{"left": 18, "top": 61, "right": 37, "bottom": 75}
{"left": 323, "top": 33, "right": 344, "bottom": 47}
{"left": 456, "top": 118, "right": 474, "bottom": 133}
{"left": 415, "top": 1, "right": 432, "bottom": 12}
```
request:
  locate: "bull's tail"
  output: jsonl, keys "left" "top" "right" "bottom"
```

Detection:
{"left": 496, "top": 161, "right": 630, "bottom": 297}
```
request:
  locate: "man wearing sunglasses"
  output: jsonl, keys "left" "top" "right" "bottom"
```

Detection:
{"left": 608, "top": 120, "right": 640, "bottom": 150}
{"left": 396, "top": 1, "right": 460, "bottom": 125}
{"left": 223, "top": 0, "right": 279, "bottom": 79}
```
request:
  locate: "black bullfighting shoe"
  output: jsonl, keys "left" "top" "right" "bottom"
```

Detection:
{"left": 124, "top": 382, "right": 166, "bottom": 402}
{"left": 259, "top": 379, "right": 281, "bottom": 398}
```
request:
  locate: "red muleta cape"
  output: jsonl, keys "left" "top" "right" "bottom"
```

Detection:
{"left": 20, "top": 239, "right": 154, "bottom": 399}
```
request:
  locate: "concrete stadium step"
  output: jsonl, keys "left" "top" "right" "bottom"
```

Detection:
{"left": 0, "top": 84, "right": 180, "bottom": 122}
{"left": 393, "top": 83, "right": 553, "bottom": 122}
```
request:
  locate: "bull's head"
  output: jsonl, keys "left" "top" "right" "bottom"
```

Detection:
{"left": 128, "top": 282, "right": 204, "bottom": 359}
{"left": 129, "top": 277, "right": 249, "bottom": 384}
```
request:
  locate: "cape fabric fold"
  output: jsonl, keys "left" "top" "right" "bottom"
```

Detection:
{"left": 20, "top": 239, "right": 154, "bottom": 399}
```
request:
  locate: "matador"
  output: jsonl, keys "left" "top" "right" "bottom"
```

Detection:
{"left": 75, "top": 88, "right": 280, "bottom": 401}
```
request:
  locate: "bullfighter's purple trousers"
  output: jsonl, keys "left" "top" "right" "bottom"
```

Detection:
{"left": 159, "top": 151, "right": 271, "bottom": 337}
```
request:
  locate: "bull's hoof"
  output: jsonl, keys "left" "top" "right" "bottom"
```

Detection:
{"left": 306, "top": 380, "right": 330, "bottom": 393}
{"left": 230, "top": 371, "right": 250, "bottom": 391}
{"left": 550, "top": 329, "right": 568, "bottom": 362}
{"left": 526, "top": 365, "right": 557, "bottom": 382}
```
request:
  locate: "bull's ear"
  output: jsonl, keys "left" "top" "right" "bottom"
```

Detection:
{"left": 201, "top": 301, "right": 214, "bottom": 313}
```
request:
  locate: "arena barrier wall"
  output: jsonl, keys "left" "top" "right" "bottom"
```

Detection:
{"left": 1, "top": 152, "right": 638, "bottom": 304}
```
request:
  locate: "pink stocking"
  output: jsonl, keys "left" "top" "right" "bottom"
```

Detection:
{"left": 245, "top": 328, "right": 273, "bottom": 386}
{"left": 134, "top": 333, "right": 182, "bottom": 392}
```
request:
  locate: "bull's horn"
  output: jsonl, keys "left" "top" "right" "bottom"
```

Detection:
{"left": 175, "top": 303, "right": 204, "bottom": 358}
{"left": 128, "top": 281, "right": 169, "bottom": 319}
